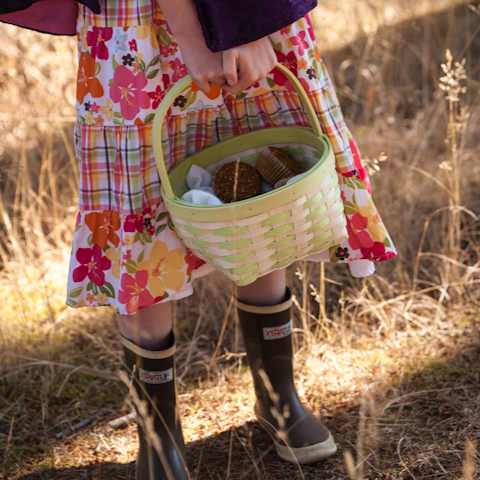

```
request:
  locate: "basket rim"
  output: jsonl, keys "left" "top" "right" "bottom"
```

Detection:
{"left": 162, "top": 127, "right": 335, "bottom": 222}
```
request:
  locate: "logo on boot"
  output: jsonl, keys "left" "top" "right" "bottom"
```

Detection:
{"left": 263, "top": 320, "right": 292, "bottom": 340}
{"left": 139, "top": 367, "right": 174, "bottom": 384}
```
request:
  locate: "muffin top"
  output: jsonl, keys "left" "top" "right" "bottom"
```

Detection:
{"left": 256, "top": 147, "right": 303, "bottom": 187}
{"left": 265, "top": 147, "right": 303, "bottom": 175}
{"left": 214, "top": 161, "right": 262, "bottom": 203}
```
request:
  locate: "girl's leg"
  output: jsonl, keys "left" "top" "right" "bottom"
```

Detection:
{"left": 234, "top": 269, "right": 286, "bottom": 306}
{"left": 116, "top": 302, "right": 173, "bottom": 350}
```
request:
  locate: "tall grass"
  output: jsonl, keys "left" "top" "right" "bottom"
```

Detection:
{"left": 1, "top": 1, "right": 480, "bottom": 478}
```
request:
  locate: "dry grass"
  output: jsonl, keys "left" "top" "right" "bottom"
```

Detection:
{"left": 1, "top": 0, "right": 480, "bottom": 478}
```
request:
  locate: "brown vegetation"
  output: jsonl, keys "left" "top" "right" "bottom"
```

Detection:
{"left": 1, "top": 0, "right": 479, "bottom": 478}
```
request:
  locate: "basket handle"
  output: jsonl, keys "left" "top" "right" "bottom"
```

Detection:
{"left": 152, "top": 63, "right": 322, "bottom": 200}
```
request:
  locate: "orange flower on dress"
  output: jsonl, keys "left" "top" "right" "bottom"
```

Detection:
{"left": 85, "top": 292, "right": 96, "bottom": 304}
{"left": 77, "top": 54, "right": 104, "bottom": 104}
{"left": 105, "top": 246, "right": 121, "bottom": 279}
{"left": 137, "top": 241, "right": 184, "bottom": 297}
{"left": 85, "top": 211, "right": 121, "bottom": 248}
{"left": 297, "top": 58, "right": 308, "bottom": 70}
{"left": 191, "top": 82, "right": 221, "bottom": 100}
{"left": 99, "top": 99, "right": 114, "bottom": 122}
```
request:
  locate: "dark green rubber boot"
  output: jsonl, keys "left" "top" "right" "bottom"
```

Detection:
{"left": 236, "top": 288, "right": 337, "bottom": 464}
{"left": 122, "top": 335, "right": 190, "bottom": 480}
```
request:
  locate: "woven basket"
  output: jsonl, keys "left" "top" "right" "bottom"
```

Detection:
{"left": 152, "top": 64, "right": 348, "bottom": 286}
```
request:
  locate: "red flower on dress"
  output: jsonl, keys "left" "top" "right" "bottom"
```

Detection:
{"left": 77, "top": 54, "right": 104, "bottom": 104}
{"left": 159, "top": 44, "right": 171, "bottom": 57}
{"left": 129, "top": 39, "right": 138, "bottom": 52}
{"left": 350, "top": 139, "right": 370, "bottom": 192}
{"left": 347, "top": 213, "right": 374, "bottom": 251}
{"left": 124, "top": 213, "right": 144, "bottom": 233}
{"left": 109, "top": 65, "right": 151, "bottom": 120}
{"left": 361, "top": 242, "right": 395, "bottom": 262}
{"left": 118, "top": 270, "right": 155, "bottom": 314}
{"left": 169, "top": 58, "right": 188, "bottom": 83}
{"left": 185, "top": 248, "right": 205, "bottom": 276}
{"left": 86, "top": 27, "right": 113, "bottom": 60}
{"left": 124, "top": 207, "right": 152, "bottom": 233}
{"left": 72, "top": 244, "right": 112, "bottom": 286}
{"left": 148, "top": 85, "right": 165, "bottom": 109}
{"left": 272, "top": 50, "right": 298, "bottom": 91}
{"left": 85, "top": 211, "right": 121, "bottom": 248}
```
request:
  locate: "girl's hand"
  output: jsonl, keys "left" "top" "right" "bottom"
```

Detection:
{"left": 158, "top": 0, "right": 228, "bottom": 95}
{"left": 178, "top": 41, "right": 227, "bottom": 94}
{"left": 222, "top": 38, "right": 277, "bottom": 95}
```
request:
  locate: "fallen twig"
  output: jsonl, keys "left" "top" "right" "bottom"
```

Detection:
{"left": 108, "top": 411, "right": 137, "bottom": 429}
{"left": 55, "top": 410, "right": 108, "bottom": 439}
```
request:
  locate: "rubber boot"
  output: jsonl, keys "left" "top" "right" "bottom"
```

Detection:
{"left": 236, "top": 288, "right": 337, "bottom": 464}
{"left": 122, "top": 334, "right": 190, "bottom": 480}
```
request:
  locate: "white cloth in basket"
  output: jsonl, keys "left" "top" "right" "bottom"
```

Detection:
{"left": 181, "top": 164, "right": 223, "bottom": 205}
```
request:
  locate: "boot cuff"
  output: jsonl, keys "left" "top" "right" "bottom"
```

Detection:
{"left": 234, "top": 287, "right": 292, "bottom": 314}
{"left": 121, "top": 335, "right": 176, "bottom": 359}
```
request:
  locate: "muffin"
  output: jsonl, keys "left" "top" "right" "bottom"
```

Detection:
{"left": 256, "top": 147, "right": 303, "bottom": 187}
{"left": 273, "top": 175, "right": 298, "bottom": 189}
{"left": 214, "top": 161, "right": 262, "bottom": 203}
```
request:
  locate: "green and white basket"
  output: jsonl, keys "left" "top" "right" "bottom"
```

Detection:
{"left": 152, "top": 64, "right": 348, "bottom": 286}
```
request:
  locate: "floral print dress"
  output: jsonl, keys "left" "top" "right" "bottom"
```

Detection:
{"left": 67, "top": 0, "right": 397, "bottom": 315}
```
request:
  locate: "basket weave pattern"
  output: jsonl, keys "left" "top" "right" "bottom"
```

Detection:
{"left": 172, "top": 169, "right": 347, "bottom": 286}
{"left": 153, "top": 64, "right": 349, "bottom": 286}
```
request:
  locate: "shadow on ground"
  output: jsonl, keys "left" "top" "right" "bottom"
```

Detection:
{"left": 13, "top": 331, "right": 480, "bottom": 479}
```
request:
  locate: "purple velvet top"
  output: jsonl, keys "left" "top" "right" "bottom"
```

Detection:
{"left": 194, "top": 0, "right": 318, "bottom": 52}
{"left": 1, "top": 0, "right": 317, "bottom": 51}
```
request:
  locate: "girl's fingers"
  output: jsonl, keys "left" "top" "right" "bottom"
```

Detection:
{"left": 222, "top": 50, "right": 239, "bottom": 86}
{"left": 222, "top": 39, "right": 276, "bottom": 95}
{"left": 193, "top": 77, "right": 213, "bottom": 95}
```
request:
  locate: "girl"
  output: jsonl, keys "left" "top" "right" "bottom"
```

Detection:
{"left": 2, "top": 0, "right": 397, "bottom": 478}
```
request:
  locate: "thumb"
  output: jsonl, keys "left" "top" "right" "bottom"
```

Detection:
{"left": 223, "top": 50, "right": 238, "bottom": 86}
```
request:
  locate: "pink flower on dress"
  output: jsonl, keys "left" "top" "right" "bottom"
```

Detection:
{"left": 109, "top": 66, "right": 151, "bottom": 120}
{"left": 118, "top": 270, "right": 155, "bottom": 314}
{"left": 289, "top": 31, "right": 309, "bottom": 56}
{"left": 90, "top": 102, "right": 100, "bottom": 113}
{"left": 347, "top": 213, "right": 374, "bottom": 251}
{"left": 72, "top": 244, "right": 112, "bottom": 286}
{"left": 148, "top": 85, "right": 165, "bottom": 109}
{"left": 87, "top": 27, "right": 113, "bottom": 60}
{"left": 169, "top": 58, "right": 188, "bottom": 82}
{"left": 305, "top": 14, "right": 316, "bottom": 41}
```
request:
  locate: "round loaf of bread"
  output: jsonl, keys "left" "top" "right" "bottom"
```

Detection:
{"left": 214, "top": 161, "right": 262, "bottom": 203}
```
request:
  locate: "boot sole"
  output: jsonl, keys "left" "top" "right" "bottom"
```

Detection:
{"left": 256, "top": 414, "right": 338, "bottom": 464}
{"left": 273, "top": 432, "right": 337, "bottom": 464}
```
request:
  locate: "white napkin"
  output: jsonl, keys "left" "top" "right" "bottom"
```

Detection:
{"left": 181, "top": 164, "right": 223, "bottom": 205}
{"left": 182, "top": 189, "right": 223, "bottom": 205}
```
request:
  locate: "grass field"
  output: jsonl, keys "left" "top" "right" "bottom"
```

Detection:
{"left": 1, "top": 0, "right": 480, "bottom": 478}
